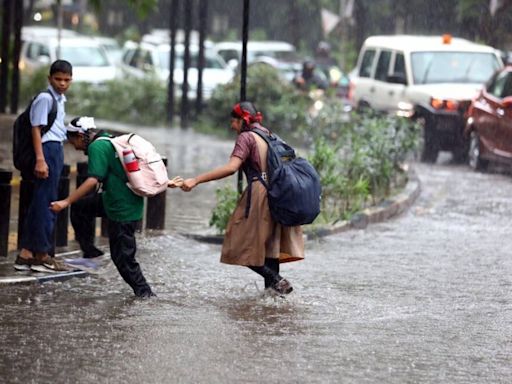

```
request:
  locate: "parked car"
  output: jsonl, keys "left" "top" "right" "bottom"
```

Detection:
{"left": 20, "top": 36, "right": 118, "bottom": 85}
{"left": 121, "top": 41, "right": 234, "bottom": 100}
{"left": 213, "top": 40, "right": 302, "bottom": 82}
{"left": 350, "top": 34, "right": 503, "bottom": 163}
{"left": 464, "top": 65, "right": 512, "bottom": 171}
{"left": 93, "top": 36, "right": 123, "bottom": 64}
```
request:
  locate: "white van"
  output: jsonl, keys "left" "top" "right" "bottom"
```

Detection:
{"left": 351, "top": 35, "right": 503, "bottom": 162}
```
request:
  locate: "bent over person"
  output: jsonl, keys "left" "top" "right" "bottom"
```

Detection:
{"left": 50, "top": 117, "right": 182, "bottom": 298}
{"left": 181, "top": 101, "right": 304, "bottom": 296}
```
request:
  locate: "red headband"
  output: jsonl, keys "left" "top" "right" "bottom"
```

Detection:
{"left": 232, "top": 103, "right": 263, "bottom": 126}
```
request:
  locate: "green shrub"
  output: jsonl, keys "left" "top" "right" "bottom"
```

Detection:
{"left": 209, "top": 185, "right": 239, "bottom": 234}
{"left": 308, "top": 106, "right": 420, "bottom": 223}
{"left": 20, "top": 70, "right": 168, "bottom": 126}
{"left": 66, "top": 76, "right": 167, "bottom": 125}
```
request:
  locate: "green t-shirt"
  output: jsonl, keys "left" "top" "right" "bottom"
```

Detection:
{"left": 87, "top": 133, "right": 143, "bottom": 222}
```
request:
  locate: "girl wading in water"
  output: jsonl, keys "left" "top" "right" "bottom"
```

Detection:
{"left": 181, "top": 101, "right": 304, "bottom": 295}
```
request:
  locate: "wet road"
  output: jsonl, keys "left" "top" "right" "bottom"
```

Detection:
{"left": 1, "top": 140, "right": 512, "bottom": 383}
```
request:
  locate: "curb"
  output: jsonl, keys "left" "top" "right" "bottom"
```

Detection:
{"left": 0, "top": 270, "right": 88, "bottom": 285}
{"left": 181, "top": 168, "right": 421, "bottom": 244}
{"left": 305, "top": 170, "right": 420, "bottom": 240}
{"left": 0, "top": 250, "right": 89, "bottom": 286}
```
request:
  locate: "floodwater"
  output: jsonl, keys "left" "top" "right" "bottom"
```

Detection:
{"left": 1, "top": 128, "right": 511, "bottom": 383}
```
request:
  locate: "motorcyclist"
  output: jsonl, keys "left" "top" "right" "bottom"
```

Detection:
{"left": 314, "top": 41, "right": 349, "bottom": 98}
{"left": 293, "top": 59, "right": 329, "bottom": 91}
{"left": 315, "top": 41, "right": 338, "bottom": 71}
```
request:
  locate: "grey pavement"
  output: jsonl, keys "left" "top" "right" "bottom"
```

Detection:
{"left": 0, "top": 113, "right": 420, "bottom": 285}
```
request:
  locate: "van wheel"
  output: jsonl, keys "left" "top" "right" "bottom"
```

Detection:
{"left": 357, "top": 101, "right": 371, "bottom": 113}
{"left": 468, "top": 131, "right": 489, "bottom": 171}
{"left": 418, "top": 117, "right": 439, "bottom": 163}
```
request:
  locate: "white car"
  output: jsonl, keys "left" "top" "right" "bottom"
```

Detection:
{"left": 121, "top": 41, "right": 234, "bottom": 100}
{"left": 20, "top": 36, "right": 118, "bottom": 85}
{"left": 213, "top": 40, "right": 302, "bottom": 81}
{"left": 351, "top": 34, "right": 503, "bottom": 163}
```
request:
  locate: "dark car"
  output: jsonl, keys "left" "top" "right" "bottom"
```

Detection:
{"left": 464, "top": 65, "right": 512, "bottom": 171}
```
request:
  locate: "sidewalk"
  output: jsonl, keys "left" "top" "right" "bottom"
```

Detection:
{"left": 0, "top": 113, "right": 421, "bottom": 285}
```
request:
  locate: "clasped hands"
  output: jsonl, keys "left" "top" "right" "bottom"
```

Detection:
{"left": 168, "top": 176, "right": 197, "bottom": 192}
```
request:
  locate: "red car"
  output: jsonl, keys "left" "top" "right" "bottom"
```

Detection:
{"left": 465, "top": 65, "right": 512, "bottom": 171}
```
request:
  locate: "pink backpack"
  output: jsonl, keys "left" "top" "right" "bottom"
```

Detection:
{"left": 98, "top": 133, "right": 169, "bottom": 197}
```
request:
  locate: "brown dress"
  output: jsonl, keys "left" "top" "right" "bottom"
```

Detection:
{"left": 220, "top": 124, "right": 304, "bottom": 267}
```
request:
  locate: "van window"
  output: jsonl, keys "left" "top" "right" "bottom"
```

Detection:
{"left": 411, "top": 51, "right": 501, "bottom": 85}
{"left": 359, "top": 49, "right": 376, "bottom": 78}
{"left": 375, "top": 50, "right": 392, "bottom": 81}
{"left": 27, "top": 42, "right": 50, "bottom": 60}
{"left": 394, "top": 53, "right": 405, "bottom": 75}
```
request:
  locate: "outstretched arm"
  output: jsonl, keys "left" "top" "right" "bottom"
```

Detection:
{"left": 50, "top": 177, "right": 99, "bottom": 212}
{"left": 182, "top": 156, "right": 242, "bottom": 192}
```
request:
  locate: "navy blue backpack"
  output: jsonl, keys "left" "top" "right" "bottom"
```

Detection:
{"left": 246, "top": 128, "right": 321, "bottom": 226}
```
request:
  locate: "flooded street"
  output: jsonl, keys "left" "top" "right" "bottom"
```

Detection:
{"left": 1, "top": 130, "right": 512, "bottom": 383}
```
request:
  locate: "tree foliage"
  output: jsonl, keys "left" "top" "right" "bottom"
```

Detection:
{"left": 89, "top": 0, "right": 158, "bottom": 18}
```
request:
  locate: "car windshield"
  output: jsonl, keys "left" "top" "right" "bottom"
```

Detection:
{"left": 159, "top": 50, "right": 226, "bottom": 70}
{"left": 411, "top": 51, "right": 501, "bottom": 84}
{"left": 61, "top": 46, "right": 109, "bottom": 66}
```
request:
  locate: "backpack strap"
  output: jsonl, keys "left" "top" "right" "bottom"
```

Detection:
{"left": 244, "top": 128, "right": 272, "bottom": 219}
{"left": 39, "top": 89, "right": 58, "bottom": 136}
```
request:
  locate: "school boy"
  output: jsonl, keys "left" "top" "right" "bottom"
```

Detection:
{"left": 49, "top": 117, "right": 183, "bottom": 298}
{"left": 14, "top": 60, "right": 73, "bottom": 273}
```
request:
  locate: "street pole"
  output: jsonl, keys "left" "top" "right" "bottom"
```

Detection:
{"left": 339, "top": 0, "right": 346, "bottom": 72}
{"left": 237, "top": 0, "right": 250, "bottom": 194}
{"left": 180, "top": 0, "right": 192, "bottom": 129}
{"left": 0, "top": 0, "right": 13, "bottom": 113}
{"left": 57, "top": 0, "right": 63, "bottom": 59}
{"left": 11, "top": 0, "right": 22, "bottom": 114}
{"left": 240, "top": 0, "right": 249, "bottom": 102}
{"left": 167, "top": 0, "right": 180, "bottom": 124}
{"left": 196, "top": 0, "right": 208, "bottom": 114}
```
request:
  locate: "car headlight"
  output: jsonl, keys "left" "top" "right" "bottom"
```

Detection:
{"left": 431, "top": 98, "right": 459, "bottom": 111}
{"left": 396, "top": 101, "right": 414, "bottom": 117}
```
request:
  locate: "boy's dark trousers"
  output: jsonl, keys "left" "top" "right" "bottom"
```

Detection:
{"left": 20, "top": 142, "right": 64, "bottom": 254}
{"left": 71, "top": 193, "right": 153, "bottom": 297}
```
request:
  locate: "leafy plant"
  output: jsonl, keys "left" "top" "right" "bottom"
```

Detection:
{"left": 306, "top": 106, "right": 419, "bottom": 224}
{"left": 66, "top": 76, "right": 167, "bottom": 126}
{"left": 20, "top": 70, "right": 168, "bottom": 126}
{"left": 209, "top": 185, "right": 239, "bottom": 234}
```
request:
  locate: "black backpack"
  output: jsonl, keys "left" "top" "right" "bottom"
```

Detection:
{"left": 12, "top": 90, "right": 57, "bottom": 174}
{"left": 247, "top": 128, "right": 322, "bottom": 226}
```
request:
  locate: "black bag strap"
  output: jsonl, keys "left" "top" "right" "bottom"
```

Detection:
{"left": 244, "top": 127, "right": 285, "bottom": 218}
{"left": 244, "top": 172, "right": 269, "bottom": 219}
{"left": 29, "top": 89, "right": 58, "bottom": 136}
{"left": 43, "top": 89, "right": 58, "bottom": 135}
